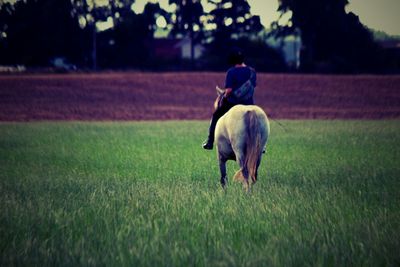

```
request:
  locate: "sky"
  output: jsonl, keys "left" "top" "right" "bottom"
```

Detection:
{"left": 248, "top": 0, "right": 400, "bottom": 36}
{"left": 133, "top": 0, "right": 400, "bottom": 36}
{"left": 345, "top": 0, "right": 400, "bottom": 36}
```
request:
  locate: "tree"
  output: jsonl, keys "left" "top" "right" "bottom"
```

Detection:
{"left": 275, "top": 0, "right": 382, "bottom": 72}
{"left": 169, "top": 0, "right": 205, "bottom": 65}
{"left": 71, "top": 0, "right": 120, "bottom": 69}
{"left": 0, "top": 0, "right": 84, "bottom": 66}
{"left": 71, "top": 1, "right": 171, "bottom": 69}
{"left": 0, "top": 3, "right": 14, "bottom": 61}
{"left": 208, "top": 0, "right": 262, "bottom": 43}
{"left": 202, "top": 0, "right": 263, "bottom": 69}
{"left": 142, "top": 2, "right": 169, "bottom": 36}
{"left": 105, "top": 2, "right": 165, "bottom": 68}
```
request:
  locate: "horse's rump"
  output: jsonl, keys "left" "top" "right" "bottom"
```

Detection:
{"left": 217, "top": 105, "right": 269, "bottom": 188}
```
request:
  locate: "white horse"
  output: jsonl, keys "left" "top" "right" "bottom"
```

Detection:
{"left": 214, "top": 90, "right": 270, "bottom": 191}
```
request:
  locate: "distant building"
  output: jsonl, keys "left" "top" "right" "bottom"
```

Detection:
{"left": 280, "top": 35, "right": 302, "bottom": 69}
{"left": 176, "top": 37, "right": 205, "bottom": 60}
{"left": 152, "top": 39, "right": 181, "bottom": 59}
{"left": 152, "top": 37, "right": 205, "bottom": 60}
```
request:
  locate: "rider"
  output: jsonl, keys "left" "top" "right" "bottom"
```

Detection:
{"left": 202, "top": 48, "right": 257, "bottom": 150}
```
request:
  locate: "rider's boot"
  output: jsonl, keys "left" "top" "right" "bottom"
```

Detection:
{"left": 202, "top": 137, "right": 213, "bottom": 150}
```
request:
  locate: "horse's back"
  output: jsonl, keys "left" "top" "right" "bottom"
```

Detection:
{"left": 217, "top": 105, "right": 269, "bottom": 136}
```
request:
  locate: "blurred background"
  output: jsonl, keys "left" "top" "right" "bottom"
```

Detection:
{"left": 0, "top": 0, "right": 399, "bottom": 73}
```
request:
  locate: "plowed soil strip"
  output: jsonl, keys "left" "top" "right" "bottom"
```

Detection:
{"left": 1, "top": 72, "right": 399, "bottom": 121}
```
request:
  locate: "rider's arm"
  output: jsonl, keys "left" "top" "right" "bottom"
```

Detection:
{"left": 225, "top": 88, "right": 232, "bottom": 96}
{"left": 224, "top": 69, "right": 234, "bottom": 97}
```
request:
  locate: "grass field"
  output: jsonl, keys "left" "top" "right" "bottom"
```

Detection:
{"left": 1, "top": 120, "right": 399, "bottom": 266}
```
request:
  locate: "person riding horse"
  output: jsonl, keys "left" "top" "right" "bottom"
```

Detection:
{"left": 202, "top": 48, "right": 257, "bottom": 150}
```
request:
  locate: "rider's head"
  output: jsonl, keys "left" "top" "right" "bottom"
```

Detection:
{"left": 228, "top": 47, "right": 244, "bottom": 66}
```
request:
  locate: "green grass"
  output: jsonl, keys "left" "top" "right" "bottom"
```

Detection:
{"left": 1, "top": 120, "right": 399, "bottom": 266}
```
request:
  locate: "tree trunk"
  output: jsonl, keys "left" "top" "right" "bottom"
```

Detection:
{"left": 91, "top": 24, "right": 97, "bottom": 70}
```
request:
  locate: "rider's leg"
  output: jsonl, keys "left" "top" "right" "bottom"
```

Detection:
{"left": 203, "top": 100, "right": 235, "bottom": 150}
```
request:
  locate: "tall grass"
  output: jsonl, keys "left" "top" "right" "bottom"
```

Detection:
{"left": 1, "top": 120, "right": 399, "bottom": 266}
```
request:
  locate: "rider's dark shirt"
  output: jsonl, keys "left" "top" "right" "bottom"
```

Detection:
{"left": 224, "top": 66, "right": 256, "bottom": 105}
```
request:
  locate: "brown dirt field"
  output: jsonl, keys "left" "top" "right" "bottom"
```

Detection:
{"left": 0, "top": 72, "right": 399, "bottom": 121}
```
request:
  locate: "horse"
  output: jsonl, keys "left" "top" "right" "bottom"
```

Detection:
{"left": 214, "top": 87, "right": 270, "bottom": 191}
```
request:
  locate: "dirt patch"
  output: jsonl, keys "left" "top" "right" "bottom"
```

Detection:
{"left": 1, "top": 72, "right": 399, "bottom": 121}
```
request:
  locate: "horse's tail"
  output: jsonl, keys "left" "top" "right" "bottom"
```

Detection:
{"left": 233, "top": 110, "right": 263, "bottom": 184}
{"left": 246, "top": 111, "right": 263, "bottom": 183}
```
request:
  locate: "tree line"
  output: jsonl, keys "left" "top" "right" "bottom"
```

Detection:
{"left": 0, "top": 0, "right": 398, "bottom": 73}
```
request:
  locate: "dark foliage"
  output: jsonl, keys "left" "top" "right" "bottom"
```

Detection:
{"left": 275, "top": 0, "right": 391, "bottom": 73}
{"left": 0, "top": 0, "right": 85, "bottom": 66}
{"left": 204, "top": 38, "right": 287, "bottom": 72}
{"left": 0, "top": 0, "right": 397, "bottom": 72}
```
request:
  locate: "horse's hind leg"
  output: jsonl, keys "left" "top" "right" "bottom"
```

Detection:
{"left": 236, "top": 153, "right": 250, "bottom": 192}
{"left": 242, "top": 167, "right": 250, "bottom": 192}
{"left": 254, "top": 155, "right": 262, "bottom": 183}
{"left": 219, "top": 159, "right": 228, "bottom": 188}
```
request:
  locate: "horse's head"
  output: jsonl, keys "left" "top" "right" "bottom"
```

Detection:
{"left": 214, "top": 86, "right": 225, "bottom": 110}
